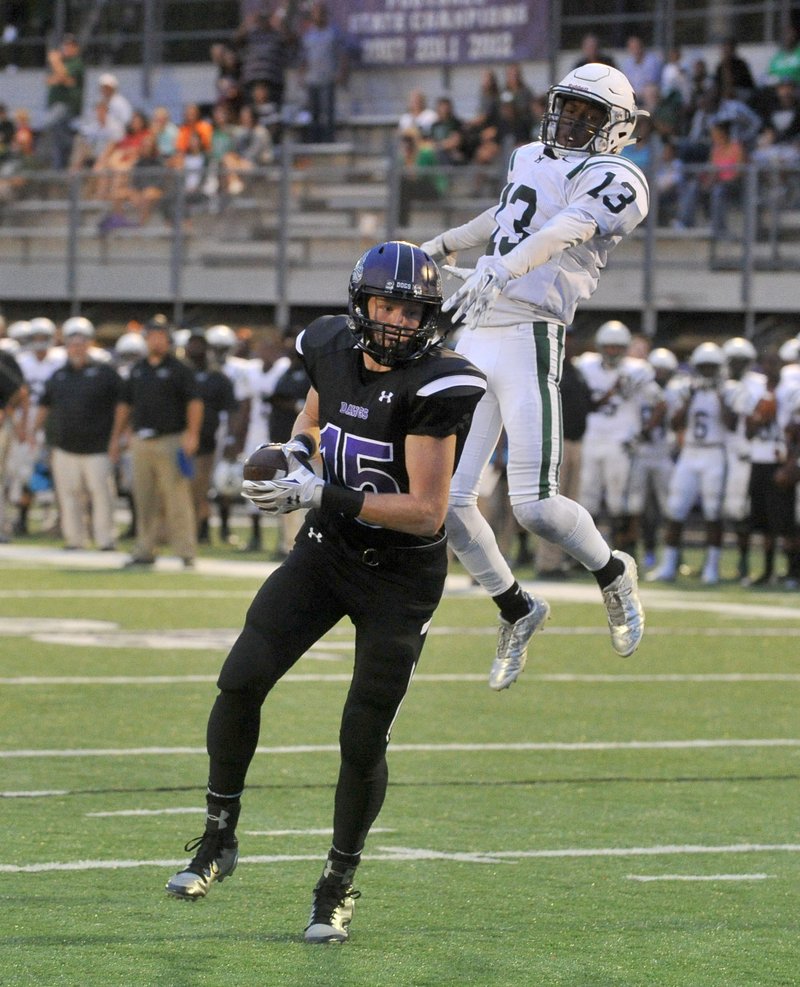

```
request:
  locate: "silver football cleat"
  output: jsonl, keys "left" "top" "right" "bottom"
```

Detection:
{"left": 490, "top": 593, "right": 551, "bottom": 690}
{"left": 304, "top": 861, "right": 360, "bottom": 943}
{"left": 602, "top": 551, "right": 645, "bottom": 657}
{"left": 166, "top": 836, "right": 239, "bottom": 900}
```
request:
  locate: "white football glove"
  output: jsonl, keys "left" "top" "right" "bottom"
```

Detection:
{"left": 281, "top": 436, "right": 313, "bottom": 472}
{"left": 242, "top": 464, "right": 324, "bottom": 515}
{"left": 441, "top": 259, "right": 511, "bottom": 328}
{"left": 419, "top": 234, "right": 455, "bottom": 266}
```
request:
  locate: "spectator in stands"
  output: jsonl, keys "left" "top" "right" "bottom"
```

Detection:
{"left": 11, "top": 108, "right": 34, "bottom": 157}
{"left": 429, "top": 96, "right": 466, "bottom": 166}
{"left": 397, "top": 88, "right": 438, "bottom": 136}
{"left": 654, "top": 139, "right": 685, "bottom": 224}
{"left": 98, "top": 73, "right": 133, "bottom": 132}
{"left": 0, "top": 346, "right": 25, "bottom": 543}
{"left": 471, "top": 91, "right": 530, "bottom": 174}
{"left": 121, "top": 131, "right": 172, "bottom": 225}
{"left": 175, "top": 102, "right": 213, "bottom": 154}
{"left": 93, "top": 109, "right": 151, "bottom": 201}
{"left": 220, "top": 104, "right": 274, "bottom": 195}
{"left": 210, "top": 42, "right": 243, "bottom": 118}
{"left": 235, "top": 4, "right": 297, "bottom": 109}
{"left": 461, "top": 69, "right": 501, "bottom": 160}
{"left": 111, "top": 313, "right": 202, "bottom": 569}
{"left": 183, "top": 329, "right": 238, "bottom": 545}
{"left": 299, "top": 0, "right": 349, "bottom": 143}
{"left": 765, "top": 24, "right": 800, "bottom": 86}
{"left": 713, "top": 37, "right": 756, "bottom": 102}
{"left": 397, "top": 127, "right": 444, "bottom": 226}
{"left": 151, "top": 105, "right": 178, "bottom": 158}
{"left": 249, "top": 81, "right": 282, "bottom": 140}
{"left": 753, "top": 79, "right": 800, "bottom": 169}
{"left": 572, "top": 33, "right": 616, "bottom": 70}
{"left": 69, "top": 99, "right": 125, "bottom": 172}
{"left": 620, "top": 35, "right": 664, "bottom": 97}
{"left": 675, "top": 119, "right": 745, "bottom": 236}
{"left": 36, "top": 319, "right": 122, "bottom": 551}
{"left": 209, "top": 103, "right": 235, "bottom": 166}
{"left": 0, "top": 103, "right": 13, "bottom": 158}
{"left": 43, "top": 33, "right": 84, "bottom": 169}
{"left": 0, "top": 108, "right": 36, "bottom": 202}
{"left": 501, "top": 63, "right": 535, "bottom": 135}
{"left": 660, "top": 46, "right": 692, "bottom": 108}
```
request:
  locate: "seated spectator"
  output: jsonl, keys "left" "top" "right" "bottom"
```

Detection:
{"left": 69, "top": 100, "right": 125, "bottom": 172}
{"left": 175, "top": 103, "right": 213, "bottom": 154}
{"left": 461, "top": 68, "right": 502, "bottom": 160}
{"left": 0, "top": 108, "right": 37, "bottom": 202}
{"left": 209, "top": 103, "right": 235, "bottom": 163}
{"left": 472, "top": 91, "right": 530, "bottom": 172}
{"left": 622, "top": 113, "right": 655, "bottom": 170}
{"left": 163, "top": 130, "right": 209, "bottom": 219}
{"left": 98, "top": 73, "right": 133, "bottom": 132}
{"left": 572, "top": 33, "right": 616, "bottom": 69}
{"left": 220, "top": 104, "right": 274, "bottom": 194}
{"left": 249, "top": 81, "right": 282, "bottom": 141}
{"left": 115, "top": 132, "right": 172, "bottom": 225}
{"left": 397, "top": 88, "right": 437, "bottom": 136}
{"left": 675, "top": 119, "right": 745, "bottom": 236}
{"left": 661, "top": 46, "right": 692, "bottom": 107}
{"left": 0, "top": 103, "right": 13, "bottom": 159}
{"left": 753, "top": 79, "right": 800, "bottom": 163}
{"left": 397, "top": 127, "right": 444, "bottom": 226}
{"left": 11, "top": 108, "right": 35, "bottom": 158}
{"left": 765, "top": 25, "right": 800, "bottom": 87}
{"left": 151, "top": 105, "right": 178, "bottom": 159}
{"left": 93, "top": 109, "right": 151, "bottom": 199}
{"left": 714, "top": 37, "right": 756, "bottom": 103}
{"left": 713, "top": 84, "right": 762, "bottom": 152}
{"left": 429, "top": 96, "right": 466, "bottom": 166}
{"left": 654, "top": 138, "right": 685, "bottom": 224}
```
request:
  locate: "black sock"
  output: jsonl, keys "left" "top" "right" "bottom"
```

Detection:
{"left": 492, "top": 582, "right": 530, "bottom": 623}
{"left": 329, "top": 846, "right": 361, "bottom": 868}
{"left": 592, "top": 553, "right": 625, "bottom": 589}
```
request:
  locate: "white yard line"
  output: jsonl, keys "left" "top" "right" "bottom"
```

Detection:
{"left": 1, "top": 844, "right": 797, "bottom": 874}
{"left": 2, "top": 738, "right": 800, "bottom": 759}
{"left": 626, "top": 873, "right": 772, "bottom": 882}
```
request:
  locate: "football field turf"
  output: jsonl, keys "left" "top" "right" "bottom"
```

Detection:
{"left": 1, "top": 550, "right": 798, "bottom": 986}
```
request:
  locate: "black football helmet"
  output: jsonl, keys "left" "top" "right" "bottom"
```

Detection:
{"left": 347, "top": 240, "right": 443, "bottom": 366}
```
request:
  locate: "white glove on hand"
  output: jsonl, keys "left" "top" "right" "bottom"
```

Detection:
{"left": 420, "top": 234, "right": 455, "bottom": 266}
{"left": 281, "top": 437, "right": 313, "bottom": 472}
{"left": 441, "top": 259, "right": 511, "bottom": 328}
{"left": 242, "top": 464, "right": 324, "bottom": 515}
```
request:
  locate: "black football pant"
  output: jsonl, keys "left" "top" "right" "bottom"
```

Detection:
{"left": 206, "top": 519, "right": 448, "bottom": 855}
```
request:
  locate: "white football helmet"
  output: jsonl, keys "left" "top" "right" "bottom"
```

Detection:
{"left": 778, "top": 337, "right": 800, "bottom": 363}
{"left": 6, "top": 320, "right": 31, "bottom": 346}
{"left": 690, "top": 341, "right": 724, "bottom": 385}
{"left": 648, "top": 347, "right": 678, "bottom": 373}
{"left": 62, "top": 316, "right": 95, "bottom": 339}
{"left": 28, "top": 316, "right": 56, "bottom": 351}
{"left": 721, "top": 336, "right": 756, "bottom": 363}
{"left": 206, "top": 324, "right": 237, "bottom": 351}
{"left": 595, "top": 319, "right": 631, "bottom": 367}
{"left": 114, "top": 331, "right": 147, "bottom": 359}
{"left": 541, "top": 63, "right": 647, "bottom": 156}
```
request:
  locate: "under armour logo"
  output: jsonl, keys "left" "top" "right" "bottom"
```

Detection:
{"left": 307, "top": 527, "right": 323, "bottom": 543}
{"left": 379, "top": 390, "right": 393, "bottom": 403}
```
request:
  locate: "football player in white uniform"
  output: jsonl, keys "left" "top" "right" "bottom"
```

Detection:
{"left": 636, "top": 347, "right": 677, "bottom": 569}
{"left": 421, "top": 63, "right": 648, "bottom": 688}
{"left": 648, "top": 342, "right": 729, "bottom": 585}
{"left": 575, "top": 320, "right": 657, "bottom": 559}
{"left": 719, "top": 337, "right": 765, "bottom": 582}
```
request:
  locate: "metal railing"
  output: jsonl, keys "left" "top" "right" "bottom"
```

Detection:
{"left": 3, "top": 143, "right": 800, "bottom": 334}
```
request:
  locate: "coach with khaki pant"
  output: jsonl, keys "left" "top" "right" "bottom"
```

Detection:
{"left": 111, "top": 314, "right": 203, "bottom": 568}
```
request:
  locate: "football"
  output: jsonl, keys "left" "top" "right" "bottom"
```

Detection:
{"left": 242, "top": 444, "right": 289, "bottom": 481}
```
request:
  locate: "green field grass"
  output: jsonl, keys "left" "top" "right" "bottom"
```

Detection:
{"left": 1, "top": 554, "right": 798, "bottom": 986}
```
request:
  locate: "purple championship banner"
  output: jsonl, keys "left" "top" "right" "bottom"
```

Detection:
{"left": 327, "top": 0, "right": 549, "bottom": 67}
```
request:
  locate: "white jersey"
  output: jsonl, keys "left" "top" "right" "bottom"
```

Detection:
{"left": 721, "top": 371, "right": 767, "bottom": 458}
{"left": 481, "top": 142, "right": 649, "bottom": 327}
{"left": 243, "top": 355, "right": 291, "bottom": 453}
{"left": 18, "top": 349, "right": 66, "bottom": 429}
{"left": 680, "top": 384, "right": 728, "bottom": 449}
{"left": 221, "top": 354, "right": 254, "bottom": 403}
{"left": 575, "top": 353, "right": 655, "bottom": 446}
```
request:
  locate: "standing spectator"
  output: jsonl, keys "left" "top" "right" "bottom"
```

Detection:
{"left": 675, "top": 119, "right": 745, "bottom": 236}
{"left": 235, "top": 4, "right": 297, "bottom": 110}
{"left": 183, "top": 330, "right": 238, "bottom": 545}
{"left": 210, "top": 42, "right": 243, "bottom": 118}
{"left": 397, "top": 87, "right": 438, "bottom": 136}
{"left": 98, "top": 73, "right": 133, "bottom": 132}
{"left": 164, "top": 241, "right": 486, "bottom": 946}
{"left": 713, "top": 37, "right": 756, "bottom": 102}
{"left": 619, "top": 35, "right": 664, "bottom": 97}
{"left": 69, "top": 100, "right": 125, "bottom": 172}
{"left": 110, "top": 314, "right": 202, "bottom": 568}
{"left": 573, "top": 33, "right": 616, "bottom": 70}
{"left": 421, "top": 63, "right": 648, "bottom": 690}
{"left": 501, "top": 63, "right": 535, "bottom": 134}
{"left": 765, "top": 24, "right": 800, "bottom": 86}
{"left": 43, "top": 33, "right": 84, "bottom": 169}
{"left": 429, "top": 96, "right": 466, "bottom": 166}
{"left": 299, "top": 1, "right": 349, "bottom": 143}
{"left": 461, "top": 69, "right": 501, "bottom": 160}
{"left": 35, "top": 318, "right": 122, "bottom": 551}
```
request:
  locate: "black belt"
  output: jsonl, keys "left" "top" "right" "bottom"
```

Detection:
{"left": 358, "top": 534, "right": 447, "bottom": 568}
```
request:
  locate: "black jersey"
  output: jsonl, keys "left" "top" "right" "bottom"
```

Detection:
{"left": 297, "top": 315, "right": 487, "bottom": 549}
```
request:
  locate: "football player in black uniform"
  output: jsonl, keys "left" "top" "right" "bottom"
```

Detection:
{"left": 165, "top": 242, "right": 487, "bottom": 943}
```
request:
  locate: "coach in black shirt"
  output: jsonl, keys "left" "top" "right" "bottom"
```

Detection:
{"left": 111, "top": 314, "right": 203, "bottom": 567}
{"left": 36, "top": 321, "right": 122, "bottom": 550}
